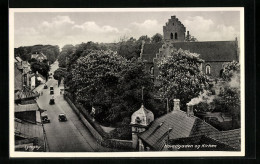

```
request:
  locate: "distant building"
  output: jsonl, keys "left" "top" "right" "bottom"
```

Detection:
{"left": 141, "top": 16, "right": 239, "bottom": 85}
{"left": 130, "top": 99, "right": 240, "bottom": 151}
{"left": 31, "top": 52, "right": 47, "bottom": 62}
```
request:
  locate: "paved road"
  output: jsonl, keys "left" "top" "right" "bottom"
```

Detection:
{"left": 36, "top": 61, "right": 110, "bottom": 152}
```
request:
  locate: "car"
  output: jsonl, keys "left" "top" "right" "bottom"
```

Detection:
{"left": 58, "top": 113, "right": 67, "bottom": 122}
{"left": 41, "top": 114, "right": 50, "bottom": 123}
{"left": 50, "top": 86, "right": 54, "bottom": 94}
{"left": 44, "top": 84, "right": 48, "bottom": 89}
{"left": 49, "top": 98, "right": 55, "bottom": 105}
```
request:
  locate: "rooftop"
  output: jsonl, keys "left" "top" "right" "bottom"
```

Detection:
{"left": 15, "top": 118, "right": 43, "bottom": 139}
{"left": 139, "top": 109, "right": 219, "bottom": 150}
{"left": 142, "top": 41, "right": 238, "bottom": 62}
{"left": 15, "top": 103, "right": 39, "bottom": 112}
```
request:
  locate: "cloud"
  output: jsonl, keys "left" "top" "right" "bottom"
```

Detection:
{"left": 15, "top": 15, "right": 127, "bottom": 48}
{"left": 131, "top": 19, "right": 162, "bottom": 38}
{"left": 183, "top": 16, "right": 239, "bottom": 41}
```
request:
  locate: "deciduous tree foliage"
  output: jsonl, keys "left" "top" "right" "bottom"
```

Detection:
{"left": 30, "top": 61, "right": 50, "bottom": 80}
{"left": 158, "top": 48, "right": 208, "bottom": 109}
{"left": 151, "top": 33, "right": 163, "bottom": 43}
{"left": 54, "top": 68, "right": 67, "bottom": 86}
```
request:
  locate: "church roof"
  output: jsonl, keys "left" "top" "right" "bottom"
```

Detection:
{"left": 142, "top": 41, "right": 238, "bottom": 62}
{"left": 172, "top": 41, "right": 238, "bottom": 62}
{"left": 138, "top": 109, "right": 219, "bottom": 150}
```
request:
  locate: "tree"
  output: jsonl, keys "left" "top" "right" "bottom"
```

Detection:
{"left": 117, "top": 40, "right": 142, "bottom": 60}
{"left": 218, "top": 61, "right": 240, "bottom": 128}
{"left": 71, "top": 50, "right": 127, "bottom": 121}
{"left": 185, "top": 33, "right": 198, "bottom": 42}
{"left": 30, "top": 61, "right": 50, "bottom": 80}
{"left": 138, "top": 35, "right": 151, "bottom": 43}
{"left": 158, "top": 48, "right": 208, "bottom": 109}
{"left": 151, "top": 33, "right": 163, "bottom": 43}
{"left": 54, "top": 68, "right": 67, "bottom": 86}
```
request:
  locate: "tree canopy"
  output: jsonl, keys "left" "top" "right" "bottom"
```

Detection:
{"left": 158, "top": 48, "right": 208, "bottom": 109}
{"left": 151, "top": 33, "right": 163, "bottom": 43}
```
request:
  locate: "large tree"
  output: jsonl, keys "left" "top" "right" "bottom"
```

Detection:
{"left": 151, "top": 33, "right": 163, "bottom": 43}
{"left": 158, "top": 48, "right": 208, "bottom": 109}
{"left": 30, "top": 61, "right": 50, "bottom": 80}
{"left": 54, "top": 68, "right": 67, "bottom": 86}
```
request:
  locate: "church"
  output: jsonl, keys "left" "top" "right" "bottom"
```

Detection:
{"left": 140, "top": 15, "right": 239, "bottom": 85}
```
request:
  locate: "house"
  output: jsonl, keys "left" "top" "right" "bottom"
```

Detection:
{"left": 15, "top": 103, "right": 41, "bottom": 124}
{"left": 31, "top": 52, "right": 47, "bottom": 62}
{"left": 15, "top": 118, "right": 45, "bottom": 152}
{"left": 130, "top": 99, "right": 240, "bottom": 151}
{"left": 141, "top": 16, "right": 239, "bottom": 85}
{"left": 15, "top": 64, "right": 23, "bottom": 92}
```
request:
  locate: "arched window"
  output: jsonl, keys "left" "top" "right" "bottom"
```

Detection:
{"left": 150, "top": 66, "right": 154, "bottom": 75}
{"left": 219, "top": 69, "right": 224, "bottom": 77}
{"left": 205, "top": 65, "right": 211, "bottom": 75}
{"left": 170, "top": 33, "right": 173, "bottom": 39}
{"left": 175, "top": 32, "right": 178, "bottom": 39}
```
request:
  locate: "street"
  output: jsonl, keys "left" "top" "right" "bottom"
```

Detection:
{"left": 36, "top": 61, "right": 109, "bottom": 152}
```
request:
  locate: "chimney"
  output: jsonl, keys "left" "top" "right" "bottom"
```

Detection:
{"left": 187, "top": 103, "right": 194, "bottom": 117}
{"left": 187, "top": 31, "right": 190, "bottom": 36}
{"left": 173, "top": 99, "right": 180, "bottom": 111}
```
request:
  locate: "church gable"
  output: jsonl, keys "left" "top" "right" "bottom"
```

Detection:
{"left": 163, "top": 16, "right": 186, "bottom": 42}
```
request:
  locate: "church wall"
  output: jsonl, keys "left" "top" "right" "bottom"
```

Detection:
{"left": 202, "top": 61, "right": 229, "bottom": 78}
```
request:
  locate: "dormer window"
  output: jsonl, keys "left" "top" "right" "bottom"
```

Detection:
{"left": 135, "top": 117, "right": 141, "bottom": 124}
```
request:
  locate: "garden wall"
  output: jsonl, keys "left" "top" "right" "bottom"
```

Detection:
{"left": 64, "top": 93, "right": 133, "bottom": 150}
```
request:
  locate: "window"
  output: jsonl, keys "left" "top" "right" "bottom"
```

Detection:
{"left": 206, "top": 65, "right": 211, "bottom": 75}
{"left": 150, "top": 66, "right": 154, "bottom": 75}
{"left": 175, "top": 32, "right": 178, "bottom": 39}
{"left": 170, "top": 33, "right": 173, "bottom": 39}
{"left": 172, "top": 23, "right": 174, "bottom": 26}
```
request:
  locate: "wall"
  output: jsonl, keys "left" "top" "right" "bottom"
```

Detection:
{"left": 64, "top": 95, "right": 104, "bottom": 143}
{"left": 15, "top": 111, "right": 36, "bottom": 123}
{"left": 64, "top": 94, "right": 134, "bottom": 150}
{"left": 202, "top": 61, "right": 229, "bottom": 78}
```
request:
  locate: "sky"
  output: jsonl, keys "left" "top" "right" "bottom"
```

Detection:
{"left": 14, "top": 10, "right": 241, "bottom": 49}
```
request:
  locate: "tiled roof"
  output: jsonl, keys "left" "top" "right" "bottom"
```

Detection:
{"left": 164, "top": 135, "right": 236, "bottom": 151}
{"left": 15, "top": 118, "right": 43, "bottom": 139}
{"left": 15, "top": 103, "right": 39, "bottom": 112}
{"left": 139, "top": 110, "right": 219, "bottom": 150}
{"left": 172, "top": 41, "right": 238, "bottom": 62}
{"left": 208, "top": 129, "right": 241, "bottom": 150}
{"left": 15, "top": 65, "right": 23, "bottom": 91}
{"left": 142, "top": 41, "right": 238, "bottom": 62}
{"left": 142, "top": 43, "right": 163, "bottom": 57}
{"left": 15, "top": 86, "right": 39, "bottom": 100}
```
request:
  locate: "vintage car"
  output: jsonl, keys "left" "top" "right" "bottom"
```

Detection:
{"left": 44, "top": 84, "right": 48, "bottom": 89}
{"left": 50, "top": 86, "right": 54, "bottom": 94}
{"left": 41, "top": 114, "right": 50, "bottom": 123}
{"left": 49, "top": 97, "right": 55, "bottom": 105}
{"left": 58, "top": 113, "right": 67, "bottom": 122}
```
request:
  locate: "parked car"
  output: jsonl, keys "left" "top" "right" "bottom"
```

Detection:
{"left": 44, "top": 84, "right": 48, "bottom": 89}
{"left": 58, "top": 113, "right": 67, "bottom": 122}
{"left": 41, "top": 114, "right": 50, "bottom": 123}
